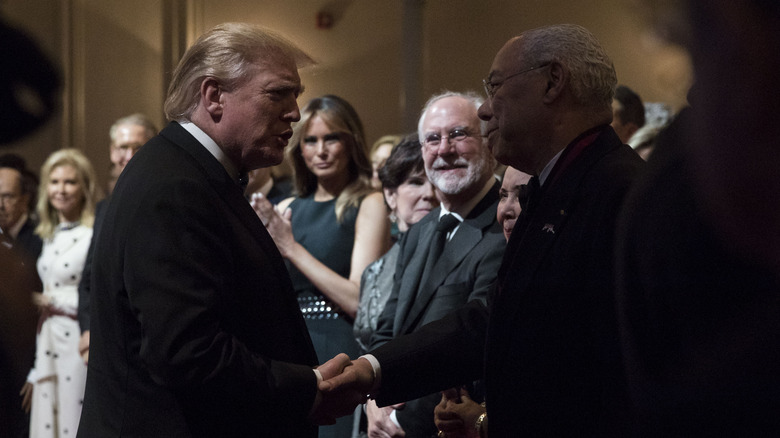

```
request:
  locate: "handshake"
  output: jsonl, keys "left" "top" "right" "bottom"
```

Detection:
{"left": 310, "top": 353, "right": 378, "bottom": 425}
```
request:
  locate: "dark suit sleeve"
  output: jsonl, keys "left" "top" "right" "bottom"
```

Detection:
{"left": 124, "top": 178, "right": 316, "bottom": 419}
{"left": 461, "top": 232, "right": 504, "bottom": 305}
{"left": 76, "top": 240, "right": 92, "bottom": 332}
{"left": 371, "top": 299, "right": 487, "bottom": 406}
{"left": 78, "top": 200, "right": 106, "bottom": 333}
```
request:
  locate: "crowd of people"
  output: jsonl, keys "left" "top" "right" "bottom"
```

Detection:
{"left": 2, "top": 1, "right": 779, "bottom": 437}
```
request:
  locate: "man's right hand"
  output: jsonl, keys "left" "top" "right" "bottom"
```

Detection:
{"left": 19, "top": 381, "right": 33, "bottom": 413}
{"left": 312, "top": 356, "right": 375, "bottom": 425}
{"left": 366, "top": 398, "right": 406, "bottom": 438}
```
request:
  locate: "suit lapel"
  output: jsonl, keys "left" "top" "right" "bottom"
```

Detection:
{"left": 399, "top": 181, "right": 501, "bottom": 334}
{"left": 498, "top": 128, "right": 622, "bottom": 299}
{"left": 393, "top": 215, "right": 438, "bottom": 336}
{"left": 159, "top": 123, "right": 285, "bottom": 269}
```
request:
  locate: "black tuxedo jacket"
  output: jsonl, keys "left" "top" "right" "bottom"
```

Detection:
{"left": 77, "top": 199, "right": 106, "bottom": 332}
{"left": 78, "top": 122, "right": 319, "bottom": 437}
{"left": 370, "top": 181, "right": 505, "bottom": 436}
{"left": 371, "top": 127, "right": 644, "bottom": 437}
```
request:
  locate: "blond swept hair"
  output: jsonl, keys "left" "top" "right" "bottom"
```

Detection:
{"left": 35, "top": 149, "right": 99, "bottom": 239}
{"left": 164, "top": 22, "right": 314, "bottom": 121}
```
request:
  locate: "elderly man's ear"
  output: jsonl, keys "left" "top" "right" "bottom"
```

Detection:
{"left": 542, "top": 62, "right": 566, "bottom": 104}
{"left": 200, "top": 78, "right": 224, "bottom": 120}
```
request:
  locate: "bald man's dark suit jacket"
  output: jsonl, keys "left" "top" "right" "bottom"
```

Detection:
{"left": 78, "top": 122, "right": 319, "bottom": 437}
{"left": 370, "top": 127, "right": 644, "bottom": 437}
{"left": 369, "top": 181, "right": 505, "bottom": 436}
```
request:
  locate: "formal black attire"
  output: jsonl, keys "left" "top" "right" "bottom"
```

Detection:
{"left": 369, "top": 126, "right": 644, "bottom": 437}
{"left": 2, "top": 216, "right": 40, "bottom": 438}
{"left": 78, "top": 122, "right": 319, "bottom": 437}
{"left": 369, "top": 180, "right": 505, "bottom": 437}
{"left": 615, "top": 109, "right": 780, "bottom": 435}
{"left": 77, "top": 200, "right": 106, "bottom": 333}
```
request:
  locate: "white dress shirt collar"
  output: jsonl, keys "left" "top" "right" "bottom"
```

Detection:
{"left": 179, "top": 122, "right": 240, "bottom": 183}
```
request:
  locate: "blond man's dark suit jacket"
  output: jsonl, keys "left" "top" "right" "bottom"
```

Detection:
{"left": 369, "top": 181, "right": 505, "bottom": 437}
{"left": 78, "top": 122, "right": 319, "bottom": 437}
{"left": 370, "top": 127, "right": 644, "bottom": 437}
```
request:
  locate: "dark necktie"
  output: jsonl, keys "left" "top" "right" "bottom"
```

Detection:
{"left": 419, "top": 213, "right": 460, "bottom": 289}
{"left": 521, "top": 176, "right": 541, "bottom": 217}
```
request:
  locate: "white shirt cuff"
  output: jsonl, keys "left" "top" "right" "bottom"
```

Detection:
{"left": 359, "top": 353, "right": 382, "bottom": 393}
{"left": 389, "top": 407, "right": 402, "bottom": 428}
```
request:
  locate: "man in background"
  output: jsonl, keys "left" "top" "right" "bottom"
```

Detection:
{"left": 366, "top": 91, "right": 505, "bottom": 437}
{"left": 106, "top": 113, "right": 158, "bottom": 193}
{"left": 321, "top": 24, "right": 644, "bottom": 436}
{"left": 611, "top": 84, "right": 645, "bottom": 144}
{"left": 77, "top": 113, "right": 157, "bottom": 363}
{"left": 0, "top": 160, "right": 41, "bottom": 438}
{"left": 0, "top": 16, "right": 60, "bottom": 436}
{"left": 0, "top": 162, "right": 41, "bottom": 270}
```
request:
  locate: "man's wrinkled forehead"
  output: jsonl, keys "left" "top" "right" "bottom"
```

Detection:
{"left": 423, "top": 97, "right": 480, "bottom": 132}
{"left": 488, "top": 36, "right": 525, "bottom": 81}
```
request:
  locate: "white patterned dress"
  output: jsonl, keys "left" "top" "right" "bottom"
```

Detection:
{"left": 29, "top": 222, "right": 92, "bottom": 438}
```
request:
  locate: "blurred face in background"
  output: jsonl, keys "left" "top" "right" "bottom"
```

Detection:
{"left": 0, "top": 167, "right": 28, "bottom": 231}
{"left": 110, "top": 123, "right": 149, "bottom": 171}
{"left": 371, "top": 142, "right": 394, "bottom": 189}
{"left": 497, "top": 166, "right": 532, "bottom": 241}
{"left": 47, "top": 164, "right": 83, "bottom": 223}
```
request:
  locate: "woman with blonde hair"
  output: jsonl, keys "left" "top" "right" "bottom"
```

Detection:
{"left": 252, "top": 94, "right": 389, "bottom": 438}
{"left": 24, "top": 148, "right": 98, "bottom": 437}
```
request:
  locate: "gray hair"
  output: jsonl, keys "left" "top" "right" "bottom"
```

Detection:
{"left": 109, "top": 113, "right": 158, "bottom": 145}
{"left": 417, "top": 90, "right": 487, "bottom": 143}
{"left": 520, "top": 24, "right": 616, "bottom": 111}
{"left": 163, "top": 22, "right": 314, "bottom": 121}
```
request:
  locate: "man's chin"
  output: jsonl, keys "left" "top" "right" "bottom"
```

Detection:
{"left": 246, "top": 151, "right": 284, "bottom": 170}
{"left": 431, "top": 174, "right": 470, "bottom": 195}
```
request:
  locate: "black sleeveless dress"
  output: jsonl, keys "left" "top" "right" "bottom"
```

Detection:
{"left": 287, "top": 195, "right": 361, "bottom": 438}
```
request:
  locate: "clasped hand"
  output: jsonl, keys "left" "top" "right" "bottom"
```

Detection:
{"left": 310, "top": 354, "right": 376, "bottom": 425}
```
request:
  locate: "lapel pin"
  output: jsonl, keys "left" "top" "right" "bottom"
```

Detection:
{"left": 542, "top": 223, "right": 555, "bottom": 234}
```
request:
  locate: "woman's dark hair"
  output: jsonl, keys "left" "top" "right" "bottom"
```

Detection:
{"left": 378, "top": 133, "right": 425, "bottom": 190}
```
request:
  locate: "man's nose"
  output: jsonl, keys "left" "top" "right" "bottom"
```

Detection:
{"left": 477, "top": 100, "right": 493, "bottom": 121}
{"left": 434, "top": 138, "right": 457, "bottom": 155}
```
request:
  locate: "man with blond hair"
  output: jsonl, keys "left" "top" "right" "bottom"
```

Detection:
{"left": 78, "top": 23, "right": 347, "bottom": 437}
